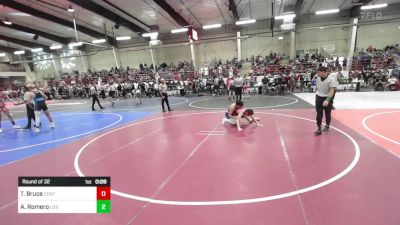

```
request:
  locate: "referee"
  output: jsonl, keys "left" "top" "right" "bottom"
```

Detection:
{"left": 159, "top": 79, "right": 172, "bottom": 112}
{"left": 90, "top": 84, "right": 104, "bottom": 111}
{"left": 13, "top": 84, "right": 35, "bottom": 129}
{"left": 234, "top": 75, "right": 244, "bottom": 101}
{"left": 314, "top": 66, "right": 337, "bottom": 135}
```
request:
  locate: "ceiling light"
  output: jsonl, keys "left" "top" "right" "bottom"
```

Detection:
{"left": 3, "top": 19, "right": 12, "bottom": 25}
{"left": 235, "top": 19, "right": 256, "bottom": 25}
{"left": 9, "top": 12, "right": 31, "bottom": 17}
{"left": 116, "top": 36, "right": 131, "bottom": 41}
{"left": 114, "top": 24, "right": 120, "bottom": 29}
{"left": 171, "top": 28, "right": 188, "bottom": 33}
{"left": 50, "top": 44, "right": 63, "bottom": 50}
{"left": 92, "top": 39, "right": 106, "bottom": 44}
{"left": 275, "top": 14, "right": 296, "bottom": 20}
{"left": 150, "top": 40, "right": 161, "bottom": 46}
{"left": 315, "top": 9, "right": 340, "bottom": 15}
{"left": 361, "top": 3, "right": 388, "bottom": 10}
{"left": 31, "top": 48, "right": 43, "bottom": 53}
{"left": 142, "top": 32, "right": 159, "bottom": 38}
{"left": 278, "top": 36, "right": 283, "bottom": 40}
{"left": 0, "top": 53, "right": 6, "bottom": 57}
{"left": 33, "top": 34, "right": 39, "bottom": 40}
{"left": 14, "top": 50, "right": 25, "bottom": 55}
{"left": 203, "top": 24, "right": 222, "bottom": 29}
{"left": 68, "top": 5, "right": 75, "bottom": 12}
{"left": 68, "top": 42, "right": 83, "bottom": 48}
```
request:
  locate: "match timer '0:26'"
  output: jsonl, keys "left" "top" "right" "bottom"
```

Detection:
{"left": 95, "top": 179, "right": 108, "bottom": 185}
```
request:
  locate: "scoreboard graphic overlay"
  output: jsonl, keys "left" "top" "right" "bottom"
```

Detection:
{"left": 18, "top": 177, "right": 111, "bottom": 214}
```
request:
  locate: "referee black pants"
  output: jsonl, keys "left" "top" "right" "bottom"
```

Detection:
{"left": 25, "top": 103, "right": 35, "bottom": 128}
{"left": 315, "top": 95, "right": 333, "bottom": 128}
{"left": 161, "top": 93, "right": 171, "bottom": 111}
{"left": 91, "top": 94, "right": 103, "bottom": 110}
{"left": 235, "top": 86, "right": 243, "bottom": 101}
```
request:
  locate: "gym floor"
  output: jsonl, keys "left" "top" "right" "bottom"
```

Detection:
{"left": 1, "top": 92, "right": 399, "bottom": 225}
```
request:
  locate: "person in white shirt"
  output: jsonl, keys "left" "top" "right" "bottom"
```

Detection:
{"left": 155, "top": 72, "right": 160, "bottom": 81}
{"left": 388, "top": 76, "right": 398, "bottom": 84}
{"left": 227, "top": 77, "right": 235, "bottom": 101}
{"left": 108, "top": 82, "right": 117, "bottom": 106}
{"left": 153, "top": 82, "right": 159, "bottom": 91}
{"left": 99, "top": 83, "right": 106, "bottom": 99}
{"left": 132, "top": 82, "right": 142, "bottom": 106}
{"left": 314, "top": 66, "right": 337, "bottom": 135}
{"left": 387, "top": 76, "right": 399, "bottom": 90}
{"left": 153, "top": 82, "right": 159, "bottom": 97}
{"left": 143, "top": 82, "right": 149, "bottom": 97}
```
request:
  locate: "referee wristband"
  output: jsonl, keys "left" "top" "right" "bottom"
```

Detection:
{"left": 326, "top": 96, "right": 332, "bottom": 101}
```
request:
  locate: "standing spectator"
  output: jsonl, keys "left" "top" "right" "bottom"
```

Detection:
{"left": 262, "top": 75, "right": 269, "bottom": 94}
{"left": 99, "top": 83, "right": 106, "bottom": 99}
{"left": 342, "top": 58, "right": 348, "bottom": 70}
{"left": 153, "top": 81, "right": 160, "bottom": 97}
{"left": 58, "top": 85, "right": 63, "bottom": 100}
{"left": 288, "top": 75, "right": 296, "bottom": 93}
{"left": 335, "top": 58, "right": 340, "bottom": 67}
{"left": 227, "top": 77, "right": 235, "bottom": 100}
{"left": 108, "top": 82, "right": 117, "bottom": 106}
